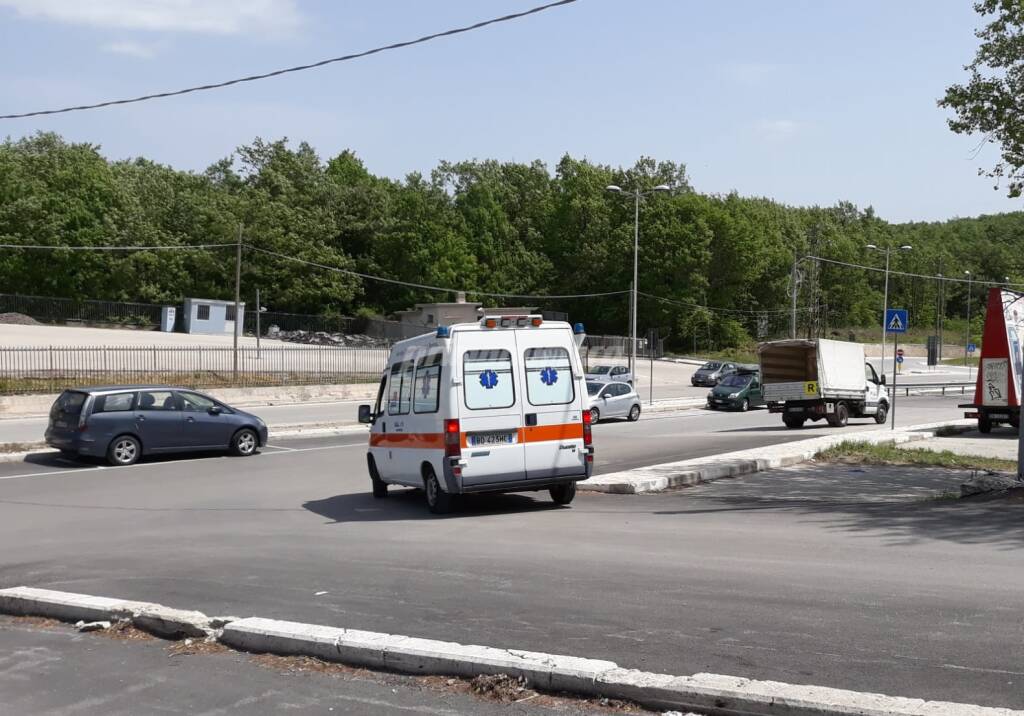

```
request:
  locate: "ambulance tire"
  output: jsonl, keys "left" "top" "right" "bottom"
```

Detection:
{"left": 549, "top": 481, "right": 576, "bottom": 505}
{"left": 368, "top": 455, "right": 387, "bottom": 498}
{"left": 424, "top": 466, "right": 453, "bottom": 514}
{"left": 978, "top": 414, "right": 992, "bottom": 434}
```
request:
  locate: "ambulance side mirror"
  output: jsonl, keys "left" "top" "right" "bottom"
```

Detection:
{"left": 358, "top": 404, "right": 374, "bottom": 424}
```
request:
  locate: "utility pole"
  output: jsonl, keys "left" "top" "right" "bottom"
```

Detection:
{"left": 233, "top": 225, "right": 242, "bottom": 382}
{"left": 791, "top": 250, "right": 798, "bottom": 339}
{"left": 255, "top": 287, "right": 262, "bottom": 361}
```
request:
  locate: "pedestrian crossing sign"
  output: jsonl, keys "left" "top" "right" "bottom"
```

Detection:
{"left": 885, "top": 309, "right": 908, "bottom": 334}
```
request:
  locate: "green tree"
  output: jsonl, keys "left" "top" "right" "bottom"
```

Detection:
{"left": 939, "top": 0, "right": 1024, "bottom": 197}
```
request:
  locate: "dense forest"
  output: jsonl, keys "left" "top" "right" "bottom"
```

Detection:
{"left": 1, "top": 132, "right": 1021, "bottom": 349}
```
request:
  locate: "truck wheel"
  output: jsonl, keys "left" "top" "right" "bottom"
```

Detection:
{"left": 368, "top": 455, "right": 387, "bottom": 498}
{"left": 424, "top": 466, "right": 453, "bottom": 515}
{"left": 549, "top": 481, "right": 576, "bottom": 505}
{"left": 827, "top": 403, "right": 849, "bottom": 428}
{"left": 978, "top": 414, "right": 992, "bottom": 434}
{"left": 874, "top": 402, "right": 888, "bottom": 424}
{"left": 782, "top": 415, "right": 805, "bottom": 429}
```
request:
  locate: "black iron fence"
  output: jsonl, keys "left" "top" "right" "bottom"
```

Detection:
{"left": 0, "top": 293, "right": 164, "bottom": 327}
{"left": 0, "top": 345, "right": 389, "bottom": 394}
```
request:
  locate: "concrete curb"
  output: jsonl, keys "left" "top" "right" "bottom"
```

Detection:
{"left": 0, "top": 586, "right": 218, "bottom": 638}
{"left": 0, "top": 586, "right": 1017, "bottom": 716}
{"left": 580, "top": 419, "right": 977, "bottom": 494}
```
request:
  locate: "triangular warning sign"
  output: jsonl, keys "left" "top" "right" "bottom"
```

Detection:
{"left": 887, "top": 313, "right": 904, "bottom": 331}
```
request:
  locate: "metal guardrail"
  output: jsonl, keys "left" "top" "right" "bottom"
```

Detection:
{"left": 891, "top": 381, "right": 974, "bottom": 397}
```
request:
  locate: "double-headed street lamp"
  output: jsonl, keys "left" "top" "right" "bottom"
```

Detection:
{"left": 606, "top": 183, "right": 671, "bottom": 376}
{"left": 865, "top": 243, "right": 912, "bottom": 374}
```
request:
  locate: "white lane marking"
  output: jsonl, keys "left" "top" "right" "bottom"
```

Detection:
{"left": 265, "top": 444, "right": 296, "bottom": 451}
{"left": 0, "top": 443, "right": 365, "bottom": 482}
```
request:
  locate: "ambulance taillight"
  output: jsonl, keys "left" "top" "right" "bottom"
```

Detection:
{"left": 444, "top": 419, "right": 461, "bottom": 457}
{"left": 581, "top": 409, "right": 593, "bottom": 463}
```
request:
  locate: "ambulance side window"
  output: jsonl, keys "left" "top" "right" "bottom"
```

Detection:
{"left": 387, "top": 360, "right": 415, "bottom": 415}
{"left": 413, "top": 352, "right": 442, "bottom": 414}
{"left": 525, "top": 347, "right": 575, "bottom": 406}
{"left": 463, "top": 349, "right": 515, "bottom": 410}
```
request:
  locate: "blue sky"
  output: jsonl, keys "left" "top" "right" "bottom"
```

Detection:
{"left": 0, "top": 0, "right": 1019, "bottom": 222}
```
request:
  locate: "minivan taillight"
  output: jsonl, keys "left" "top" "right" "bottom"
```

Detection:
{"left": 444, "top": 419, "right": 461, "bottom": 458}
{"left": 77, "top": 412, "right": 88, "bottom": 431}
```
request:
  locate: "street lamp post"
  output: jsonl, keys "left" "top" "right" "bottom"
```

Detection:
{"left": 866, "top": 244, "right": 912, "bottom": 376}
{"left": 964, "top": 270, "right": 973, "bottom": 381}
{"left": 606, "top": 183, "right": 671, "bottom": 377}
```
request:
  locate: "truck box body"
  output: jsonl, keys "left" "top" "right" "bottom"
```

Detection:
{"left": 760, "top": 339, "right": 867, "bottom": 402}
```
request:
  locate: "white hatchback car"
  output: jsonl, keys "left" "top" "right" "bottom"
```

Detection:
{"left": 586, "top": 381, "right": 641, "bottom": 423}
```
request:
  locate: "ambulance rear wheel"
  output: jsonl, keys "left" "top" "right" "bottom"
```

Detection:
{"left": 424, "top": 466, "right": 452, "bottom": 515}
{"left": 549, "top": 481, "right": 576, "bottom": 505}
{"left": 368, "top": 456, "right": 387, "bottom": 499}
{"left": 978, "top": 414, "right": 993, "bottom": 434}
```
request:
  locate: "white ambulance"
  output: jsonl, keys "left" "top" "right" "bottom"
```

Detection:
{"left": 357, "top": 315, "right": 594, "bottom": 514}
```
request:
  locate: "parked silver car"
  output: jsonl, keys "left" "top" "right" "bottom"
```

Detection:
{"left": 45, "top": 386, "right": 268, "bottom": 466}
{"left": 584, "top": 364, "right": 633, "bottom": 385}
{"left": 586, "top": 381, "right": 641, "bottom": 423}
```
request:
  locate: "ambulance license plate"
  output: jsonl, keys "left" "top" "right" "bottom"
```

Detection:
{"left": 469, "top": 431, "right": 516, "bottom": 446}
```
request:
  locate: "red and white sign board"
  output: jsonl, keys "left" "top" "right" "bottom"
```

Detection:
{"left": 973, "top": 287, "right": 1024, "bottom": 408}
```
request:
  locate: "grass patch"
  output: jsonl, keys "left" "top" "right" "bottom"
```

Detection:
{"left": 0, "top": 373, "right": 380, "bottom": 395}
{"left": 937, "top": 356, "right": 978, "bottom": 366}
{"left": 817, "top": 439, "right": 1016, "bottom": 473}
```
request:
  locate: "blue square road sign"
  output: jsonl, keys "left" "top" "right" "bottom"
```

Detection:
{"left": 967, "top": 342, "right": 977, "bottom": 354}
{"left": 885, "top": 309, "right": 908, "bottom": 334}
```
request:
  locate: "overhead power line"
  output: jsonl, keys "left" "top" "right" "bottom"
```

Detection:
{"left": 807, "top": 255, "right": 1023, "bottom": 289}
{"left": 246, "top": 246, "right": 628, "bottom": 300}
{"left": 638, "top": 291, "right": 815, "bottom": 315}
{"left": 0, "top": 0, "right": 579, "bottom": 120}
{"left": 0, "top": 242, "right": 236, "bottom": 251}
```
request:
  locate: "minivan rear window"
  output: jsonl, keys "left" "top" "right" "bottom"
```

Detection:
{"left": 50, "top": 390, "right": 87, "bottom": 417}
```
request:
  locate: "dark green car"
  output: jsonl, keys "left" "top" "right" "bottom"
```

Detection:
{"left": 706, "top": 370, "right": 764, "bottom": 412}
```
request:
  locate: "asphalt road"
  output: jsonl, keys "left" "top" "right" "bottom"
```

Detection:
{"left": 2, "top": 393, "right": 1018, "bottom": 713}
{"left": 0, "top": 616, "right": 641, "bottom": 716}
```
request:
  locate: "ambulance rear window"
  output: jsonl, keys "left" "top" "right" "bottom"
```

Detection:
{"left": 525, "top": 347, "right": 574, "bottom": 406}
{"left": 463, "top": 349, "right": 515, "bottom": 410}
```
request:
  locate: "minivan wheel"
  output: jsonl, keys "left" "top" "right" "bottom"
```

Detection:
{"left": 628, "top": 404, "right": 641, "bottom": 422}
{"left": 424, "top": 466, "right": 453, "bottom": 514}
{"left": 739, "top": 399, "right": 750, "bottom": 412}
{"left": 107, "top": 435, "right": 140, "bottom": 466}
{"left": 231, "top": 428, "right": 258, "bottom": 456}
{"left": 549, "top": 481, "right": 576, "bottom": 505}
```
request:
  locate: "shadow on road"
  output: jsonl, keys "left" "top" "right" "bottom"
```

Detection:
{"left": 652, "top": 463, "right": 1024, "bottom": 548}
{"left": 303, "top": 488, "right": 564, "bottom": 523}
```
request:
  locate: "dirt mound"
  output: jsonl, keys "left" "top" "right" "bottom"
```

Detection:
{"left": 0, "top": 312, "right": 40, "bottom": 325}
